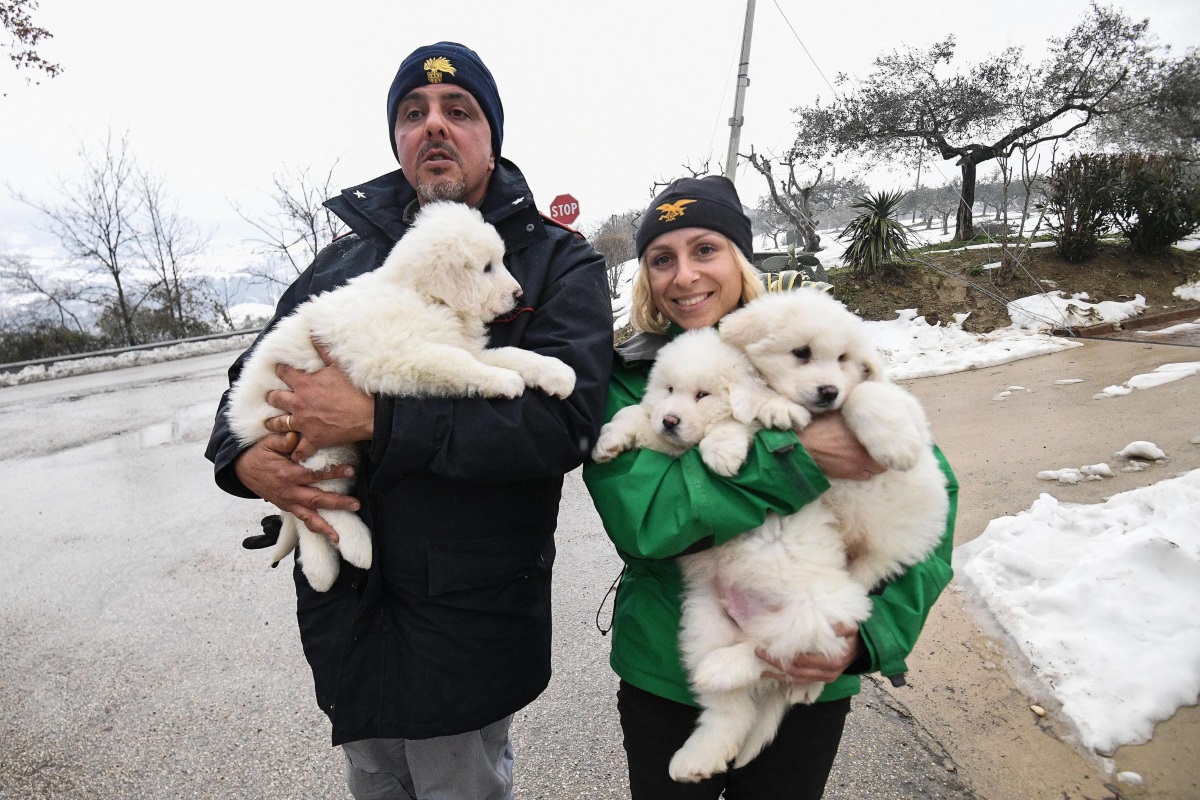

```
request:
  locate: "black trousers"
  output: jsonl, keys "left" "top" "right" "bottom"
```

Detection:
{"left": 617, "top": 681, "right": 850, "bottom": 800}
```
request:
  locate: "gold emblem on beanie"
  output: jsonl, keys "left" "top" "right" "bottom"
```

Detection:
{"left": 423, "top": 57, "right": 457, "bottom": 83}
{"left": 656, "top": 199, "right": 696, "bottom": 222}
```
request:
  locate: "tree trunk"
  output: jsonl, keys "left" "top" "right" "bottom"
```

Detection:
{"left": 954, "top": 160, "right": 977, "bottom": 241}
{"left": 798, "top": 187, "right": 821, "bottom": 252}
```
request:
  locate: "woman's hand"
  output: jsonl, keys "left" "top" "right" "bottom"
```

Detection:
{"left": 756, "top": 623, "right": 862, "bottom": 685}
{"left": 798, "top": 413, "right": 886, "bottom": 480}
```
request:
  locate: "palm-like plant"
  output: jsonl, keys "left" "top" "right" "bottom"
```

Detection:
{"left": 838, "top": 190, "right": 916, "bottom": 276}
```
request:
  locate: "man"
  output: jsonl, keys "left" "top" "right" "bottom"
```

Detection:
{"left": 206, "top": 42, "right": 613, "bottom": 800}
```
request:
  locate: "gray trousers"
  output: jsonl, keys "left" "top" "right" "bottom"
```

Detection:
{"left": 342, "top": 715, "right": 515, "bottom": 800}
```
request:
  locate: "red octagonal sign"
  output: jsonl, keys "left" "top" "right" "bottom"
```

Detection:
{"left": 549, "top": 194, "right": 580, "bottom": 226}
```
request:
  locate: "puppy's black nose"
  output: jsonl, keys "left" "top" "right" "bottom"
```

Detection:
{"left": 661, "top": 414, "right": 680, "bottom": 431}
{"left": 816, "top": 385, "right": 839, "bottom": 406}
{"left": 512, "top": 287, "right": 524, "bottom": 300}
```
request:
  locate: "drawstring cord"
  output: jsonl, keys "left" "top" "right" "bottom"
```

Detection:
{"left": 594, "top": 565, "right": 627, "bottom": 636}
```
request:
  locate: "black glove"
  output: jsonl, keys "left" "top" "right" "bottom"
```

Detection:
{"left": 242, "top": 514, "right": 283, "bottom": 550}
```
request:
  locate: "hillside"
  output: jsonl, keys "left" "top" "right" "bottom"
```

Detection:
{"left": 832, "top": 240, "right": 1200, "bottom": 333}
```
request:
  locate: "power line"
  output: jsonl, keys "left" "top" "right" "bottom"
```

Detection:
{"left": 770, "top": 0, "right": 840, "bottom": 101}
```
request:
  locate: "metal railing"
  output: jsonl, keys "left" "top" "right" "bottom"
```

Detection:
{"left": 0, "top": 327, "right": 263, "bottom": 374}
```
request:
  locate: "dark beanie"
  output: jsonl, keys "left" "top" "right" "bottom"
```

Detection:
{"left": 635, "top": 176, "right": 754, "bottom": 259}
{"left": 386, "top": 42, "right": 504, "bottom": 161}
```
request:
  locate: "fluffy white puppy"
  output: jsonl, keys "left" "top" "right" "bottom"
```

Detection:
{"left": 591, "top": 329, "right": 799, "bottom": 476}
{"left": 591, "top": 328, "right": 870, "bottom": 782}
{"left": 720, "top": 288, "right": 949, "bottom": 590}
{"left": 227, "top": 202, "right": 575, "bottom": 592}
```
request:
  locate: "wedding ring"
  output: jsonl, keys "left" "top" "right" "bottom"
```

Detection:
{"left": 285, "top": 415, "right": 294, "bottom": 432}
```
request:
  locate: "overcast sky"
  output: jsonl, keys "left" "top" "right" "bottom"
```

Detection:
{"left": 2, "top": 0, "right": 1198, "bottom": 270}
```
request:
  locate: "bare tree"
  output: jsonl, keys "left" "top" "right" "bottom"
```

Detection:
{"left": 752, "top": 194, "right": 793, "bottom": 247}
{"left": 648, "top": 158, "right": 712, "bottom": 199}
{"left": 1, "top": 0, "right": 61, "bottom": 88}
{"left": 745, "top": 148, "right": 825, "bottom": 252}
{"left": 0, "top": 252, "right": 93, "bottom": 332}
{"left": 202, "top": 274, "right": 249, "bottom": 331}
{"left": 991, "top": 145, "right": 1050, "bottom": 284}
{"left": 745, "top": 148, "right": 868, "bottom": 252}
{"left": 15, "top": 131, "right": 154, "bottom": 346}
{"left": 9, "top": 130, "right": 223, "bottom": 349}
{"left": 135, "top": 170, "right": 212, "bottom": 337}
{"left": 236, "top": 162, "right": 347, "bottom": 291}
{"left": 588, "top": 211, "right": 639, "bottom": 299}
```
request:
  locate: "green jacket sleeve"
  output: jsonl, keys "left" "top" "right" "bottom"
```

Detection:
{"left": 582, "top": 357, "right": 831, "bottom": 561}
{"left": 856, "top": 446, "right": 959, "bottom": 679}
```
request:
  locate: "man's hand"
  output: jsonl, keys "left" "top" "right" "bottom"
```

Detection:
{"left": 262, "top": 341, "right": 375, "bottom": 463}
{"left": 798, "top": 413, "right": 886, "bottom": 480}
{"left": 757, "top": 623, "right": 862, "bottom": 685}
{"left": 233, "top": 432, "right": 360, "bottom": 543}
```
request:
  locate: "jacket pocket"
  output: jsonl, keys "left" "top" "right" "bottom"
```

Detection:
{"left": 426, "top": 534, "right": 554, "bottom": 596}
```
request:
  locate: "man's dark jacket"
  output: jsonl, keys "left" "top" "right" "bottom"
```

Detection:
{"left": 205, "top": 159, "right": 613, "bottom": 744}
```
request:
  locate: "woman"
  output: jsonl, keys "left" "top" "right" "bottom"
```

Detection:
{"left": 583, "top": 175, "right": 958, "bottom": 799}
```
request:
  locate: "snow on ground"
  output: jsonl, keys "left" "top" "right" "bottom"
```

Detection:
{"left": 1137, "top": 317, "right": 1200, "bottom": 337}
{"left": 1093, "top": 361, "right": 1200, "bottom": 399}
{"left": 1006, "top": 291, "right": 1147, "bottom": 331}
{"left": 956, "top": 468, "right": 1200, "bottom": 757}
{"left": 0, "top": 334, "right": 256, "bottom": 388}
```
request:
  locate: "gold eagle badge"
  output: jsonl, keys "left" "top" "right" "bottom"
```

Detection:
{"left": 656, "top": 199, "right": 696, "bottom": 222}
{"left": 423, "top": 57, "right": 457, "bottom": 83}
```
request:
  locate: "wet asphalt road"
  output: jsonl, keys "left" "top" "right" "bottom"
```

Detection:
{"left": 0, "top": 351, "right": 977, "bottom": 799}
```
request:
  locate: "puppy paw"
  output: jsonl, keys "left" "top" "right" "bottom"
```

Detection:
{"left": 299, "top": 546, "right": 340, "bottom": 592}
{"left": 865, "top": 436, "right": 925, "bottom": 472}
{"left": 756, "top": 396, "right": 811, "bottom": 431}
{"left": 691, "top": 646, "right": 762, "bottom": 693}
{"left": 337, "top": 531, "right": 373, "bottom": 571}
{"left": 842, "top": 383, "right": 928, "bottom": 470}
{"left": 591, "top": 427, "right": 630, "bottom": 463}
{"left": 529, "top": 360, "right": 576, "bottom": 399}
{"left": 668, "top": 741, "right": 733, "bottom": 784}
{"left": 698, "top": 436, "right": 747, "bottom": 477}
{"left": 788, "top": 681, "right": 827, "bottom": 705}
{"left": 473, "top": 369, "right": 526, "bottom": 400}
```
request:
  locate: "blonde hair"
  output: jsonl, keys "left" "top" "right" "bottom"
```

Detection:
{"left": 630, "top": 237, "right": 763, "bottom": 334}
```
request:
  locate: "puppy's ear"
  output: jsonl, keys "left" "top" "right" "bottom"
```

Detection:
{"left": 416, "top": 247, "right": 484, "bottom": 312}
{"left": 859, "top": 349, "right": 887, "bottom": 383}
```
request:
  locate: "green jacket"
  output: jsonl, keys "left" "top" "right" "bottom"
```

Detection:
{"left": 582, "top": 333, "right": 959, "bottom": 708}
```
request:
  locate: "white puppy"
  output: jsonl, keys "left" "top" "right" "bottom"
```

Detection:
{"left": 591, "top": 329, "right": 871, "bottom": 782}
{"left": 720, "top": 288, "right": 949, "bottom": 590}
{"left": 591, "top": 329, "right": 799, "bottom": 476}
{"left": 227, "top": 202, "right": 576, "bottom": 592}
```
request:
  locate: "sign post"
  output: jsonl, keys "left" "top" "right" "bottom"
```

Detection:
{"left": 549, "top": 194, "right": 580, "bottom": 226}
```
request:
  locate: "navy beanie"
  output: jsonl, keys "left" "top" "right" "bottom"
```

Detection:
{"left": 386, "top": 42, "right": 504, "bottom": 161}
{"left": 636, "top": 176, "right": 754, "bottom": 259}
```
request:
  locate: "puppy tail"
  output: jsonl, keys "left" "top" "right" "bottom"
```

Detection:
{"left": 268, "top": 513, "right": 300, "bottom": 568}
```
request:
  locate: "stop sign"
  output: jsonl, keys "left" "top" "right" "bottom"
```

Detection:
{"left": 549, "top": 194, "right": 580, "bottom": 225}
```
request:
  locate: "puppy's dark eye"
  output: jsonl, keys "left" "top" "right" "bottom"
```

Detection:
{"left": 695, "top": 390, "right": 710, "bottom": 401}
{"left": 838, "top": 353, "right": 848, "bottom": 362}
{"left": 792, "top": 347, "right": 812, "bottom": 362}
{"left": 667, "top": 386, "right": 674, "bottom": 394}
{"left": 483, "top": 264, "right": 493, "bottom": 273}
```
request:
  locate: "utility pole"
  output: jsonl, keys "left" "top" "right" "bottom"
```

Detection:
{"left": 724, "top": 0, "right": 756, "bottom": 181}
